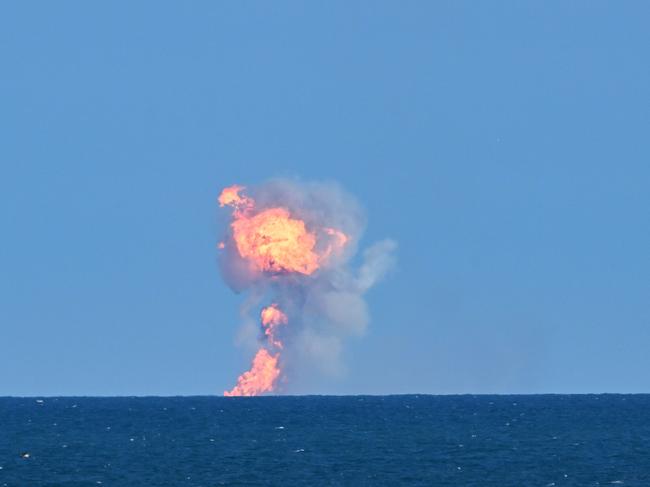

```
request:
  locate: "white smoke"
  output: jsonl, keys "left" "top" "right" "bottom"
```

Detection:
{"left": 219, "top": 178, "right": 396, "bottom": 392}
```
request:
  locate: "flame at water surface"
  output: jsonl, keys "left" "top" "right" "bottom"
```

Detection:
{"left": 223, "top": 348, "right": 280, "bottom": 397}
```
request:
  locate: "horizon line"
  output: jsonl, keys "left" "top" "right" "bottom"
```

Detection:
{"left": 3, "top": 392, "right": 650, "bottom": 399}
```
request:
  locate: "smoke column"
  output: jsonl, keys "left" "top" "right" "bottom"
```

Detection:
{"left": 217, "top": 179, "right": 396, "bottom": 396}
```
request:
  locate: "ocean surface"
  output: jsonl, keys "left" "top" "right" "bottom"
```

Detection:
{"left": 1, "top": 395, "right": 649, "bottom": 486}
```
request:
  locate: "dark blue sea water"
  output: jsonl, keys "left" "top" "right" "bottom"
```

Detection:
{"left": 1, "top": 395, "right": 649, "bottom": 486}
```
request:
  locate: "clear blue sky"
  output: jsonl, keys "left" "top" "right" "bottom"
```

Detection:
{"left": 1, "top": 2, "right": 648, "bottom": 396}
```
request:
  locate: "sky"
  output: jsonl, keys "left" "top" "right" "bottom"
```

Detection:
{"left": 1, "top": 2, "right": 648, "bottom": 396}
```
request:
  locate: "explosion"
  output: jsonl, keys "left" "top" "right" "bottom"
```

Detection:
{"left": 218, "top": 180, "right": 395, "bottom": 396}
{"left": 231, "top": 207, "right": 320, "bottom": 275}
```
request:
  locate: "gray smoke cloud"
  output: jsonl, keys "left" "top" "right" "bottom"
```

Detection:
{"left": 219, "top": 178, "right": 396, "bottom": 392}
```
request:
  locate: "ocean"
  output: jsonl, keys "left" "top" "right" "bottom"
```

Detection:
{"left": 1, "top": 395, "right": 648, "bottom": 486}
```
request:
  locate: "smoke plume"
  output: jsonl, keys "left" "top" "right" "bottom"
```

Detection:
{"left": 218, "top": 178, "right": 396, "bottom": 395}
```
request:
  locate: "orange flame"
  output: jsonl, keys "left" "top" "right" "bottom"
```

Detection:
{"left": 218, "top": 185, "right": 254, "bottom": 215}
{"left": 232, "top": 207, "right": 319, "bottom": 275}
{"left": 224, "top": 348, "right": 280, "bottom": 397}
{"left": 218, "top": 185, "right": 348, "bottom": 275}
{"left": 219, "top": 184, "right": 351, "bottom": 396}
{"left": 261, "top": 304, "right": 288, "bottom": 349}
